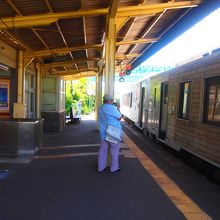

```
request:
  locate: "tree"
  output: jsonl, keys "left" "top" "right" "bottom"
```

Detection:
{"left": 65, "top": 78, "right": 96, "bottom": 115}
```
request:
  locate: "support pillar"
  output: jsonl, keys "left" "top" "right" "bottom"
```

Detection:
{"left": 104, "top": 18, "right": 116, "bottom": 96}
{"left": 13, "top": 50, "right": 25, "bottom": 118}
{"left": 35, "top": 62, "right": 41, "bottom": 119}
{"left": 17, "top": 50, "right": 24, "bottom": 104}
{"left": 95, "top": 73, "right": 103, "bottom": 120}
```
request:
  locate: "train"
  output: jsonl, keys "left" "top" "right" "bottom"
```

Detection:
{"left": 121, "top": 50, "right": 220, "bottom": 175}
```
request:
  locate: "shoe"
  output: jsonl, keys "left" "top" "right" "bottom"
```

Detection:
{"left": 110, "top": 168, "right": 121, "bottom": 173}
{"left": 97, "top": 167, "right": 107, "bottom": 172}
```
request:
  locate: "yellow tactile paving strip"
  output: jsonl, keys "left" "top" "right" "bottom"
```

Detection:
{"left": 123, "top": 133, "right": 212, "bottom": 220}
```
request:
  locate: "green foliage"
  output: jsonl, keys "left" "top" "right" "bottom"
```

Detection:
{"left": 65, "top": 78, "right": 96, "bottom": 115}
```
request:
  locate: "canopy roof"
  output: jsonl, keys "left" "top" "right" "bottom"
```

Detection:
{"left": 0, "top": 0, "right": 202, "bottom": 80}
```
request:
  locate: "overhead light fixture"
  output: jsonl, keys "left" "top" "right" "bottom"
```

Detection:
{"left": 0, "top": 63, "right": 9, "bottom": 71}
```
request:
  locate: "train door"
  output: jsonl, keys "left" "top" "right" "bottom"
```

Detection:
{"left": 139, "top": 87, "right": 145, "bottom": 128}
{"left": 159, "top": 82, "right": 168, "bottom": 140}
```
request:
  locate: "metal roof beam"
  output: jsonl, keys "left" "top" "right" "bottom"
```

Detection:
{"left": 116, "top": 38, "right": 159, "bottom": 46}
{"left": 24, "top": 37, "right": 154, "bottom": 58}
{"left": 4, "top": 0, "right": 50, "bottom": 50}
{"left": 116, "top": 1, "right": 201, "bottom": 17}
{"left": 62, "top": 71, "right": 96, "bottom": 80}
{"left": 24, "top": 44, "right": 103, "bottom": 58}
{"left": 116, "top": 54, "right": 142, "bottom": 59}
{"left": 44, "top": 0, "right": 78, "bottom": 69}
{"left": 50, "top": 69, "right": 98, "bottom": 76}
{"left": 0, "top": 1, "right": 201, "bottom": 29}
{"left": 41, "top": 58, "right": 100, "bottom": 69}
{"left": 83, "top": 16, "right": 89, "bottom": 69}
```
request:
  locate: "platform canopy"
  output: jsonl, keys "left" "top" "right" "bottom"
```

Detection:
{"left": 0, "top": 0, "right": 202, "bottom": 80}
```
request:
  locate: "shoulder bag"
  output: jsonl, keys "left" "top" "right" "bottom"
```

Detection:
{"left": 100, "top": 107, "right": 121, "bottom": 144}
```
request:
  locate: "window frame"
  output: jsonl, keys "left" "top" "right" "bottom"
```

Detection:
{"left": 25, "top": 71, "right": 35, "bottom": 118}
{"left": 178, "top": 81, "right": 191, "bottom": 120}
{"left": 203, "top": 76, "right": 220, "bottom": 126}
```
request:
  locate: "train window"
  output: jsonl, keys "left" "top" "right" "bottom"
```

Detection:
{"left": 154, "top": 88, "right": 157, "bottom": 107}
{"left": 122, "top": 92, "right": 132, "bottom": 107}
{"left": 178, "top": 82, "right": 191, "bottom": 119}
{"left": 204, "top": 77, "right": 220, "bottom": 124}
{"left": 130, "top": 93, "right": 133, "bottom": 107}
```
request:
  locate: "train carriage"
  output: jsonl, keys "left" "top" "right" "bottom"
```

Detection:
{"left": 165, "top": 52, "right": 220, "bottom": 166}
{"left": 120, "top": 81, "right": 141, "bottom": 126}
{"left": 121, "top": 51, "right": 220, "bottom": 167}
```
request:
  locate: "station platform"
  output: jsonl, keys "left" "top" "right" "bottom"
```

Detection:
{"left": 0, "top": 114, "right": 220, "bottom": 220}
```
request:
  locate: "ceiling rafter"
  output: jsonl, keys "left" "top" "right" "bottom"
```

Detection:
{"left": 138, "top": 0, "right": 148, "bottom": 5}
{"left": 83, "top": 16, "right": 89, "bottom": 69}
{"left": 44, "top": 0, "right": 78, "bottom": 70}
{"left": 116, "top": 38, "right": 159, "bottom": 46}
{"left": 116, "top": 1, "right": 200, "bottom": 17}
{"left": 129, "top": 7, "right": 192, "bottom": 66}
{"left": 24, "top": 44, "right": 103, "bottom": 58}
{"left": 50, "top": 68, "right": 98, "bottom": 76}
{"left": 126, "top": 11, "right": 166, "bottom": 59}
{"left": 116, "top": 0, "right": 149, "bottom": 54}
{"left": 24, "top": 37, "right": 157, "bottom": 59}
{"left": 0, "top": 1, "right": 201, "bottom": 29}
{"left": 0, "top": 29, "right": 29, "bottom": 51}
{"left": 40, "top": 57, "right": 100, "bottom": 69}
{"left": 116, "top": 17, "right": 135, "bottom": 53}
{"left": 62, "top": 71, "right": 96, "bottom": 80}
{"left": 5, "top": 0, "right": 50, "bottom": 50}
{"left": 116, "top": 53, "right": 142, "bottom": 59}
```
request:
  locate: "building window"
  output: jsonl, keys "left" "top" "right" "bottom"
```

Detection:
{"left": 154, "top": 88, "right": 157, "bottom": 108}
{"left": 178, "top": 81, "right": 191, "bottom": 119}
{"left": 204, "top": 77, "right": 220, "bottom": 125}
{"left": 25, "top": 72, "right": 35, "bottom": 118}
{"left": 41, "top": 77, "right": 57, "bottom": 112}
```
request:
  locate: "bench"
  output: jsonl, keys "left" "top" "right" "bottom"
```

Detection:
{"left": 66, "top": 107, "right": 80, "bottom": 123}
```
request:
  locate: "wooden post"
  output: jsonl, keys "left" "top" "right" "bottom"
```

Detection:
{"left": 35, "top": 62, "right": 41, "bottom": 119}
{"left": 104, "top": 18, "right": 116, "bottom": 97}
{"left": 17, "top": 50, "right": 24, "bottom": 104}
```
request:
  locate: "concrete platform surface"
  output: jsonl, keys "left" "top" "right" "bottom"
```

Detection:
{"left": 0, "top": 116, "right": 220, "bottom": 220}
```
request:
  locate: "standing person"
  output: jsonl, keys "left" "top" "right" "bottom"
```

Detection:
{"left": 97, "top": 93, "right": 122, "bottom": 172}
{"left": 77, "top": 99, "right": 82, "bottom": 116}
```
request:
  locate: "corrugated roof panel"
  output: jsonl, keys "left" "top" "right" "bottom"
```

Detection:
{"left": 85, "top": 16, "right": 105, "bottom": 45}
{"left": 71, "top": 50, "right": 87, "bottom": 59}
{"left": 119, "top": 0, "right": 139, "bottom": 7}
{"left": 80, "top": 0, "right": 110, "bottom": 9}
{"left": 0, "top": 1, "right": 17, "bottom": 17}
{"left": 12, "top": 0, "right": 48, "bottom": 15}
{"left": 58, "top": 18, "right": 84, "bottom": 47}
{"left": 49, "top": 0, "right": 81, "bottom": 12}
{"left": 12, "top": 29, "right": 45, "bottom": 50}
{"left": 33, "top": 23, "right": 65, "bottom": 50}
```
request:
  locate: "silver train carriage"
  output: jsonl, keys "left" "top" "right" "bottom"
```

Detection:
{"left": 120, "top": 51, "right": 220, "bottom": 168}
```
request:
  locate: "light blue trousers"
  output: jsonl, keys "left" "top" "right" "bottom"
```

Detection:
{"left": 98, "top": 140, "right": 120, "bottom": 172}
